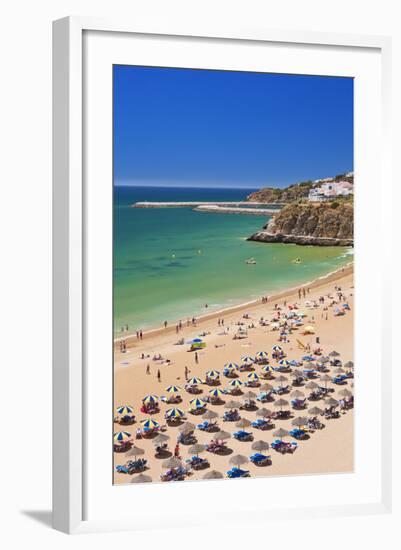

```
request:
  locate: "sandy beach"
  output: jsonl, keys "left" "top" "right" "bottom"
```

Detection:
{"left": 113, "top": 265, "right": 354, "bottom": 484}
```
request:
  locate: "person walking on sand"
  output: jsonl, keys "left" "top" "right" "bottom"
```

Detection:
{"left": 164, "top": 321, "right": 168, "bottom": 329}
{"left": 174, "top": 442, "right": 180, "bottom": 458}
{"left": 140, "top": 330, "right": 143, "bottom": 340}
{"left": 157, "top": 369, "right": 161, "bottom": 382}
{"left": 195, "top": 352, "right": 199, "bottom": 364}
{"left": 146, "top": 364, "right": 150, "bottom": 375}
{"left": 185, "top": 366, "right": 189, "bottom": 380}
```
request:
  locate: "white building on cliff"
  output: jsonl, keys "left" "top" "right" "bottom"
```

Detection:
{"left": 308, "top": 180, "right": 354, "bottom": 202}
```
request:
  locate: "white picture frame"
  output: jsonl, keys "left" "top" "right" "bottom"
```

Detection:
{"left": 52, "top": 16, "right": 393, "bottom": 534}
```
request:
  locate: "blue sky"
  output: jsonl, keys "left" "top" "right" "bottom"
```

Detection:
{"left": 113, "top": 66, "right": 353, "bottom": 189}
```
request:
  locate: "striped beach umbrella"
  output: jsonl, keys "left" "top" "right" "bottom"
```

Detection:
{"left": 165, "top": 385, "right": 181, "bottom": 393}
{"left": 142, "top": 394, "right": 158, "bottom": 405}
{"left": 247, "top": 372, "right": 259, "bottom": 381}
{"left": 241, "top": 355, "right": 255, "bottom": 364}
{"left": 113, "top": 431, "right": 131, "bottom": 442}
{"left": 206, "top": 370, "right": 220, "bottom": 379}
{"left": 116, "top": 405, "right": 134, "bottom": 415}
{"left": 140, "top": 418, "right": 159, "bottom": 430}
{"left": 209, "top": 388, "right": 224, "bottom": 398}
{"left": 278, "top": 359, "right": 290, "bottom": 367}
{"left": 261, "top": 365, "right": 273, "bottom": 373}
{"left": 256, "top": 351, "right": 269, "bottom": 359}
{"left": 187, "top": 377, "right": 203, "bottom": 385}
{"left": 229, "top": 379, "right": 243, "bottom": 388}
{"left": 272, "top": 345, "right": 283, "bottom": 352}
{"left": 189, "top": 398, "right": 207, "bottom": 410}
{"left": 165, "top": 408, "right": 185, "bottom": 419}
{"left": 224, "top": 362, "right": 239, "bottom": 371}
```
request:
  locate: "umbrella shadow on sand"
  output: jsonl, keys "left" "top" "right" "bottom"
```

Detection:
{"left": 155, "top": 449, "right": 173, "bottom": 459}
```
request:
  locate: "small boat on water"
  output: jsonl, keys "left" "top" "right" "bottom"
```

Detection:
{"left": 246, "top": 258, "right": 257, "bottom": 265}
{"left": 292, "top": 258, "right": 302, "bottom": 264}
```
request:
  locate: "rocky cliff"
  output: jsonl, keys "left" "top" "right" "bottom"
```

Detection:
{"left": 248, "top": 200, "right": 354, "bottom": 246}
{"left": 247, "top": 181, "right": 313, "bottom": 203}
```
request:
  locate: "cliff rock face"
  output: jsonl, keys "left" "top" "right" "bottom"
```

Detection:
{"left": 247, "top": 182, "right": 313, "bottom": 204}
{"left": 248, "top": 201, "right": 353, "bottom": 246}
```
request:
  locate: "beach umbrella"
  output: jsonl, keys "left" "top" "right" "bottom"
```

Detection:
{"left": 291, "top": 369, "right": 304, "bottom": 378}
{"left": 320, "top": 374, "right": 332, "bottom": 390}
{"left": 325, "top": 397, "right": 339, "bottom": 407}
{"left": 261, "top": 365, "right": 273, "bottom": 374}
{"left": 256, "top": 351, "right": 269, "bottom": 359}
{"left": 291, "top": 390, "right": 305, "bottom": 399}
{"left": 125, "top": 445, "right": 145, "bottom": 458}
{"left": 162, "top": 457, "right": 183, "bottom": 469}
{"left": 274, "top": 398, "right": 289, "bottom": 411}
{"left": 305, "top": 381, "right": 319, "bottom": 390}
{"left": 247, "top": 372, "right": 259, "bottom": 381}
{"left": 224, "top": 362, "right": 239, "bottom": 371}
{"left": 334, "top": 367, "right": 345, "bottom": 374}
{"left": 329, "top": 350, "right": 341, "bottom": 357}
{"left": 187, "top": 377, "right": 203, "bottom": 385}
{"left": 189, "top": 398, "right": 207, "bottom": 410}
{"left": 272, "top": 345, "right": 283, "bottom": 351}
{"left": 213, "top": 430, "right": 231, "bottom": 441}
{"left": 116, "top": 405, "right": 134, "bottom": 415}
{"left": 275, "top": 375, "right": 288, "bottom": 384}
{"left": 229, "top": 379, "right": 243, "bottom": 388}
{"left": 256, "top": 408, "right": 272, "bottom": 418}
{"left": 165, "top": 385, "right": 181, "bottom": 393}
{"left": 339, "top": 389, "right": 353, "bottom": 398}
{"left": 140, "top": 419, "right": 159, "bottom": 430}
{"left": 303, "top": 361, "right": 316, "bottom": 370}
{"left": 142, "top": 394, "right": 158, "bottom": 405}
{"left": 320, "top": 356, "right": 330, "bottom": 364}
{"left": 229, "top": 454, "right": 249, "bottom": 467}
{"left": 278, "top": 359, "right": 290, "bottom": 367}
{"left": 308, "top": 406, "right": 323, "bottom": 415}
{"left": 130, "top": 474, "right": 152, "bottom": 483}
{"left": 187, "top": 338, "right": 203, "bottom": 344}
{"left": 165, "top": 408, "right": 185, "bottom": 419}
{"left": 260, "top": 383, "right": 274, "bottom": 392}
{"left": 241, "top": 355, "right": 255, "bottom": 364}
{"left": 206, "top": 370, "right": 220, "bottom": 379}
{"left": 252, "top": 440, "right": 270, "bottom": 452}
{"left": 203, "top": 470, "right": 223, "bottom": 480}
{"left": 243, "top": 390, "right": 257, "bottom": 400}
{"left": 224, "top": 400, "right": 242, "bottom": 409}
{"left": 113, "top": 431, "right": 131, "bottom": 442}
{"left": 236, "top": 418, "right": 251, "bottom": 428}
{"left": 202, "top": 409, "right": 218, "bottom": 420}
{"left": 273, "top": 428, "right": 289, "bottom": 440}
{"left": 178, "top": 421, "right": 195, "bottom": 433}
{"left": 188, "top": 443, "right": 207, "bottom": 456}
{"left": 209, "top": 388, "right": 224, "bottom": 398}
{"left": 344, "top": 361, "right": 354, "bottom": 370}
{"left": 152, "top": 433, "right": 170, "bottom": 445}
{"left": 291, "top": 417, "right": 308, "bottom": 427}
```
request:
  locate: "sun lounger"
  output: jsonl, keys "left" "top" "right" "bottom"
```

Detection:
{"left": 226, "top": 467, "right": 250, "bottom": 478}
{"left": 289, "top": 428, "right": 307, "bottom": 439}
{"left": 233, "top": 430, "right": 253, "bottom": 441}
{"left": 250, "top": 453, "right": 271, "bottom": 466}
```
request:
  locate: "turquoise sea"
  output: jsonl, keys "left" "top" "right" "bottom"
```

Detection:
{"left": 114, "top": 186, "right": 352, "bottom": 333}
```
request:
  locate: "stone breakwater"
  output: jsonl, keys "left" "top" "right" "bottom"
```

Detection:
{"left": 248, "top": 231, "right": 353, "bottom": 246}
{"left": 132, "top": 201, "right": 276, "bottom": 208}
{"left": 194, "top": 205, "right": 280, "bottom": 216}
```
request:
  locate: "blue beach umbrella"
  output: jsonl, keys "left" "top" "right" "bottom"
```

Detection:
{"left": 116, "top": 405, "right": 134, "bottom": 415}
{"left": 113, "top": 431, "right": 131, "bottom": 442}
{"left": 165, "top": 385, "right": 181, "bottom": 393}
{"left": 142, "top": 394, "right": 158, "bottom": 405}
{"left": 224, "top": 362, "right": 239, "bottom": 370}
{"left": 279, "top": 359, "right": 290, "bottom": 367}
{"left": 206, "top": 370, "right": 220, "bottom": 379}
{"left": 247, "top": 372, "right": 259, "bottom": 381}
{"left": 187, "top": 377, "right": 203, "bottom": 385}
{"left": 189, "top": 398, "right": 207, "bottom": 410}
{"left": 229, "top": 379, "right": 243, "bottom": 388}
{"left": 241, "top": 355, "right": 255, "bottom": 364}
{"left": 165, "top": 408, "right": 185, "bottom": 419}
{"left": 256, "top": 351, "right": 269, "bottom": 359}
{"left": 272, "top": 345, "right": 283, "bottom": 352}
{"left": 209, "top": 388, "right": 224, "bottom": 398}
{"left": 261, "top": 365, "right": 273, "bottom": 373}
{"left": 140, "top": 419, "right": 159, "bottom": 430}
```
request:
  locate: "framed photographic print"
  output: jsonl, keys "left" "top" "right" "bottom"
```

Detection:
{"left": 53, "top": 17, "right": 392, "bottom": 533}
